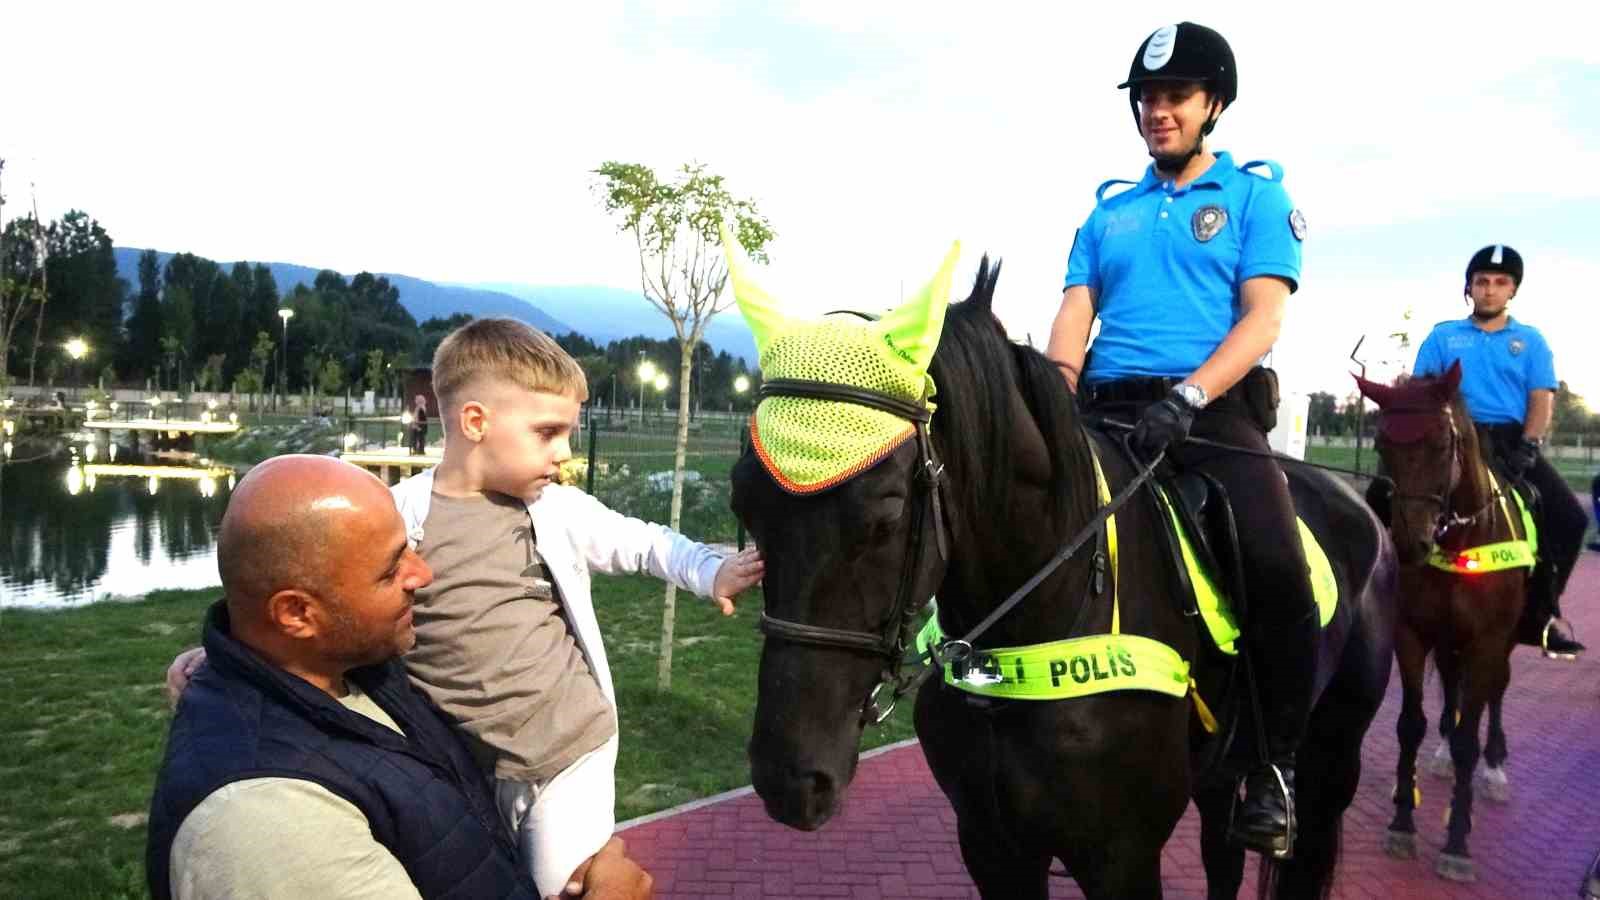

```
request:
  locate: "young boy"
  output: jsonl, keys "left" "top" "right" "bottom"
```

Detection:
{"left": 168, "top": 317, "right": 763, "bottom": 898}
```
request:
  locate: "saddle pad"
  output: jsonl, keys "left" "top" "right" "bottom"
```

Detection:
{"left": 1151, "top": 485, "right": 1338, "bottom": 657}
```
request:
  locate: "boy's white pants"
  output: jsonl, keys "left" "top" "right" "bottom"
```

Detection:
{"left": 494, "top": 738, "right": 617, "bottom": 899}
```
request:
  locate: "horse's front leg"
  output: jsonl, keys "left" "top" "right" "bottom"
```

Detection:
{"left": 1385, "top": 623, "right": 1429, "bottom": 860}
{"left": 1196, "top": 775, "right": 1246, "bottom": 900}
{"left": 1428, "top": 648, "right": 1461, "bottom": 778}
{"left": 956, "top": 819, "right": 1052, "bottom": 900}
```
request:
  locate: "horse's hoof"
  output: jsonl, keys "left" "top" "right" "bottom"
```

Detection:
{"left": 1436, "top": 852, "right": 1477, "bottom": 882}
{"left": 1382, "top": 830, "right": 1418, "bottom": 860}
{"left": 1476, "top": 767, "right": 1510, "bottom": 804}
{"left": 1426, "top": 743, "right": 1454, "bottom": 778}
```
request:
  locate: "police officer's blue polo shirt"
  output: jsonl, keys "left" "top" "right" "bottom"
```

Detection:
{"left": 1413, "top": 317, "right": 1557, "bottom": 425}
{"left": 1064, "top": 151, "right": 1303, "bottom": 387}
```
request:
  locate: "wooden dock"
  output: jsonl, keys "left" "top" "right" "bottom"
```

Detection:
{"left": 82, "top": 417, "right": 240, "bottom": 435}
{"left": 340, "top": 447, "right": 442, "bottom": 484}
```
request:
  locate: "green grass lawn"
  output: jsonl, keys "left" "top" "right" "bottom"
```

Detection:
{"left": 0, "top": 577, "right": 916, "bottom": 899}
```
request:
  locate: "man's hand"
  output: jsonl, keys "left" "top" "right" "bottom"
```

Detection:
{"left": 165, "top": 647, "right": 208, "bottom": 710}
{"left": 1130, "top": 389, "right": 1196, "bottom": 462}
{"left": 710, "top": 547, "right": 764, "bottom": 616}
{"left": 1506, "top": 437, "right": 1540, "bottom": 482}
{"left": 561, "top": 837, "right": 653, "bottom": 899}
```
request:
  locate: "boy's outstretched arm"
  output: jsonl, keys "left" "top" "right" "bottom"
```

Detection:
{"left": 711, "top": 547, "right": 764, "bottom": 616}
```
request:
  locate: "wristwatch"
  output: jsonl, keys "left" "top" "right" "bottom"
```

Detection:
{"left": 1172, "top": 383, "right": 1208, "bottom": 410}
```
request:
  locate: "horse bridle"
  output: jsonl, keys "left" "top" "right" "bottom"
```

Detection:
{"left": 752, "top": 377, "right": 950, "bottom": 725}
{"left": 1377, "top": 406, "right": 1494, "bottom": 545}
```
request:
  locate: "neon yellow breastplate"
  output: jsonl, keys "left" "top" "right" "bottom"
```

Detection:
{"left": 1427, "top": 471, "right": 1539, "bottom": 574}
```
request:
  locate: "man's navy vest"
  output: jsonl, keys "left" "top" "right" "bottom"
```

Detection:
{"left": 146, "top": 602, "right": 537, "bottom": 899}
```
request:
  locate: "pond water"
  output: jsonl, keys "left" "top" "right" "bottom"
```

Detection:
{"left": 0, "top": 443, "right": 235, "bottom": 609}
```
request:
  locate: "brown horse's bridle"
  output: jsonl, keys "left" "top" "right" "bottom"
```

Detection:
{"left": 1378, "top": 407, "right": 1495, "bottom": 547}
{"left": 752, "top": 378, "right": 951, "bottom": 726}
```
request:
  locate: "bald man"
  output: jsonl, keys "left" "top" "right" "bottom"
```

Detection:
{"left": 145, "top": 456, "right": 651, "bottom": 900}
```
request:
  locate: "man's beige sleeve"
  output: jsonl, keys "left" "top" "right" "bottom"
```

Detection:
{"left": 168, "top": 778, "right": 423, "bottom": 900}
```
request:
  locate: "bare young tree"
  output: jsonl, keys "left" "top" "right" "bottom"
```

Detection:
{"left": 593, "top": 160, "right": 774, "bottom": 690}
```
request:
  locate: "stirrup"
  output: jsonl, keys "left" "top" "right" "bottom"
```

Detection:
{"left": 1541, "top": 617, "right": 1582, "bottom": 660}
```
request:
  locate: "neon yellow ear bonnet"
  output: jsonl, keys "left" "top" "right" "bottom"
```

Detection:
{"left": 721, "top": 224, "right": 959, "bottom": 494}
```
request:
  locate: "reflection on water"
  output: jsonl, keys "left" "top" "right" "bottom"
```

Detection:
{"left": 0, "top": 445, "right": 236, "bottom": 609}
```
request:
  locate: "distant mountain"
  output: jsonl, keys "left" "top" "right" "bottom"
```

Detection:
{"left": 468, "top": 282, "right": 757, "bottom": 363}
{"left": 112, "top": 248, "right": 574, "bottom": 337}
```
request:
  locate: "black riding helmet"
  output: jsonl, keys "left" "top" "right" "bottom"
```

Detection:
{"left": 1465, "top": 244, "right": 1524, "bottom": 293}
{"left": 1119, "top": 22, "right": 1237, "bottom": 137}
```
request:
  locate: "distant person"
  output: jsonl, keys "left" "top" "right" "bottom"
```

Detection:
{"left": 408, "top": 394, "right": 429, "bottom": 455}
{"left": 147, "top": 455, "right": 653, "bottom": 900}
{"left": 1589, "top": 471, "right": 1599, "bottom": 553}
{"left": 1409, "top": 245, "right": 1588, "bottom": 658}
{"left": 169, "top": 319, "right": 762, "bottom": 897}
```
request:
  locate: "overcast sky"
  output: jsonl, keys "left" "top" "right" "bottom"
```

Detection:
{"left": 7, "top": 1, "right": 1598, "bottom": 401}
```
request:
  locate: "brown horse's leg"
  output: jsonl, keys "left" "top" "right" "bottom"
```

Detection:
{"left": 1479, "top": 694, "right": 1511, "bottom": 803}
{"left": 1438, "top": 637, "right": 1508, "bottom": 882}
{"left": 1385, "top": 623, "right": 1429, "bottom": 860}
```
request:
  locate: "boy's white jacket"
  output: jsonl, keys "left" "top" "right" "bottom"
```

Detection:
{"left": 389, "top": 468, "right": 727, "bottom": 707}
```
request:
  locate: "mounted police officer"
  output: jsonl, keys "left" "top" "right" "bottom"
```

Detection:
{"left": 1410, "top": 245, "right": 1587, "bottom": 658}
{"left": 1046, "top": 21, "right": 1314, "bottom": 857}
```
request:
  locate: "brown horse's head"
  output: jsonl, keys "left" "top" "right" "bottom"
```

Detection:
{"left": 1354, "top": 360, "right": 1479, "bottom": 564}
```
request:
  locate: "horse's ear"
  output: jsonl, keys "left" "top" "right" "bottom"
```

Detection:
{"left": 1441, "top": 359, "right": 1463, "bottom": 395}
{"left": 1353, "top": 372, "right": 1393, "bottom": 407}
{"left": 878, "top": 241, "right": 960, "bottom": 374}
{"left": 720, "top": 221, "right": 792, "bottom": 359}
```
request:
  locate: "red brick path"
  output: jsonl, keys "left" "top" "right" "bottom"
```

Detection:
{"left": 621, "top": 542, "right": 1600, "bottom": 898}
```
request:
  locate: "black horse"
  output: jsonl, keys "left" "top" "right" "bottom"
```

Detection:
{"left": 731, "top": 258, "right": 1397, "bottom": 899}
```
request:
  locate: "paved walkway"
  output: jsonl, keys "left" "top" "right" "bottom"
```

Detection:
{"left": 621, "top": 541, "right": 1600, "bottom": 898}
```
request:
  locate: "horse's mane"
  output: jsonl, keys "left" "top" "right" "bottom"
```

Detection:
{"left": 928, "top": 257, "right": 1097, "bottom": 535}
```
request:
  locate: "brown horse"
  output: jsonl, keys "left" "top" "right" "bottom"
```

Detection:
{"left": 1356, "top": 361, "right": 1531, "bottom": 882}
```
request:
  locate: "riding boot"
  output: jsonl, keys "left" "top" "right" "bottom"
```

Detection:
{"left": 1229, "top": 609, "right": 1317, "bottom": 858}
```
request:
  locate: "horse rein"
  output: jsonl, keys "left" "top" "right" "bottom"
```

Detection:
{"left": 751, "top": 377, "right": 1164, "bottom": 725}
{"left": 752, "top": 378, "right": 950, "bottom": 725}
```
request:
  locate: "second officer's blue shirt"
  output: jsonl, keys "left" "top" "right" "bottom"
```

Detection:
{"left": 1064, "top": 151, "right": 1302, "bottom": 386}
{"left": 1413, "top": 317, "right": 1557, "bottom": 425}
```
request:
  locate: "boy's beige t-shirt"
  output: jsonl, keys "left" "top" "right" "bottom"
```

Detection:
{"left": 403, "top": 490, "right": 616, "bottom": 783}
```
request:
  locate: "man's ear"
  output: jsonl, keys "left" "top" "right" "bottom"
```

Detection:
{"left": 457, "top": 400, "right": 489, "bottom": 443}
{"left": 266, "top": 589, "right": 322, "bottom": 640}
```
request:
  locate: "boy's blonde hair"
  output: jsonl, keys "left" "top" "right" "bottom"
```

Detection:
{"left": 432, "top": 317, "right": 589, "bottom": 411}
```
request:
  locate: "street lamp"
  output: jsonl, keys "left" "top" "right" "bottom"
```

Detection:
{"left": 732, "top": 374, "right": 750, "bottom": 413}
{"left": 637, "top": 361, "right": 656, "bottom": 425}
{"left": 64, "top": 337, "right": 89, "bottom": 395}
{"left": 653, "top": 372, "right": 669, "bottom": 419}
{"left": 277, "top": 307, "right": 295, "bottom": 411}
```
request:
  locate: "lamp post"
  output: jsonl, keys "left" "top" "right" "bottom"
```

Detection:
{"left": 732, "top": 374, "right": 750, "bottom": 414}
{"left": 276, "top": 307, "right": 295, "bottom": 412}
{"left": 637, "top": 360, "right": 656, "bottom": 426}
{"left": 653, "top": 372, "right": 669, "bottom": 420}
{"left": 64, "top": 337, "right": 89, "bottom": 398}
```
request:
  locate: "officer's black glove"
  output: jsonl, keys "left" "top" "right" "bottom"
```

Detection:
{"left": 1131, "top": 389, "right": 1196, "bottom": 462}
{"left": 1505, "top": 437, "right": 1539, "bottom": 482}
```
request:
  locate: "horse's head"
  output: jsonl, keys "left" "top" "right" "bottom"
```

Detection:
{"left": 724, "top": 226, "right": 958, "bottom": 829}
{"left": 1355, "top": 360, "right": 1470, "bottom": 564}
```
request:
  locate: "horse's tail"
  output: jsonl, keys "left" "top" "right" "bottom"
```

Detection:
{"left": 1255, "top": 805, "right": 1344, "bottom": 900}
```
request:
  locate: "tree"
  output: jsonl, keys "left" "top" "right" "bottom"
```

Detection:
{"left": 248, "top": 330, "right": 274, "bottom": 411}
{"left": 196, "top": 353, "right": 226, "bottom": 393}
{"left": 593, "top": 160, "right": 774, "bottom": 690}
{"left": 363, "top": 348, "right": 386, "bottom": 394}
{"left": 123, "top": 249, "right": 165, "bottom": 381}
{"left": 1306, "top": 391, "right": 1340, "bottom": 437}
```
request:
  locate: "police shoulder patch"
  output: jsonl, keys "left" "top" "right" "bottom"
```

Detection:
{"left": 1509, "top": 338, "right": 1525, "bottom": 356}
{"left": 1289, "top": 209, "right": 1307, "bottom": 241}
